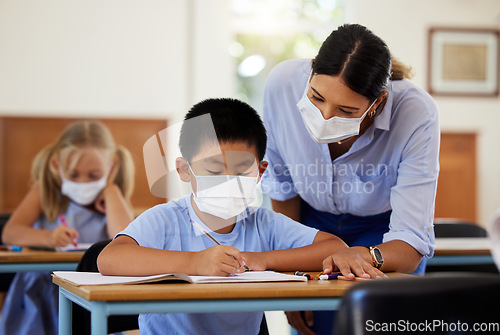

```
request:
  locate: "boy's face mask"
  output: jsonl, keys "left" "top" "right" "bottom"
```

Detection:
{"left": 188, "top": 164, "right": 258, "bottom": 220}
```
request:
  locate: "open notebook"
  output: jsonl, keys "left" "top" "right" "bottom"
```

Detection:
{"left": 52, "top": 270, "right": 307, "bottom": 286}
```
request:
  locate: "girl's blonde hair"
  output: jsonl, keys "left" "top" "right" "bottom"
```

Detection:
{"left": 31, "top": 120, "right": 135, "bottom": 221}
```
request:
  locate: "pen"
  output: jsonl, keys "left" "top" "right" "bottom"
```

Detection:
{"left": 190, "top": 219, "right": 250, "bottom": 271}
{"left": 294, "top": 271, "right": 312, "bottom": 280}
{"left": 319, "top": 274, "right": 341, "bottom": 280}
{"left": 0, "top": 245, "right": 22, "bottom": 252}
{"left": 59, "top": 215, "right": 77, "bottom": 247}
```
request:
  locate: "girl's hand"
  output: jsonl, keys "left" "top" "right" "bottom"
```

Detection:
{"left": 93, "top": 184, "right": 120, "bottom": 214}
{"left": 193, "top": 245, "right": 247, "bottom": 276}
{"left": 49, "top": 225, "right": 79, "bottom": 247}
{"left": 322, "top": 247, "right": 387, "bottom": 280}
{"left": 94, "top": 192, "right": 106, "bottom": 213}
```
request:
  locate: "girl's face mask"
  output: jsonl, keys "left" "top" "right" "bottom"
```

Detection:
{"left": 58, "top": 149, "right": 111, "bottom": 206}
{"left": 60, "top": 172, "right": 108, "bottom": 206}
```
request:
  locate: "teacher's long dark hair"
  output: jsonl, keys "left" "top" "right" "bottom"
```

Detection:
{"left": 312, "top": 23, "right": 413, "bottom": 102}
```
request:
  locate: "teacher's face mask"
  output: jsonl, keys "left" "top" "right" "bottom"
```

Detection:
{"left": 189, "top": 165, "right": 258, "bottom": 220}
{"left": 297, "top": 81, "right": 376, "bottom": 144}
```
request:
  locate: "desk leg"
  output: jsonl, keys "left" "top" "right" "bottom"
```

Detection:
{"left": 58, "top": 289, "right": 72, "bottom": 335}
{"left": 90, "top": 302, "right": 108, "bottom": 335}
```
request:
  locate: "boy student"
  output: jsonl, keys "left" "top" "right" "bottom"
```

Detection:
{"left": 98, "top": 98, "right": 381, "bottom": 335}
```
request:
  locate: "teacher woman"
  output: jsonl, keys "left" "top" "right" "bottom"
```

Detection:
{"left": 261, "top": 24, "right": 440, "bottom": 334}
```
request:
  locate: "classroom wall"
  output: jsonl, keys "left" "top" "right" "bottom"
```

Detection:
{"left": 346, "top": 0, "right": 500, "bottom": 227}
{"left": 0, "top": 0, "right": 234, "bottom": 123}
{"left": 0, "top": 0, "right": 235, "bottom": 201}
{"left": 1, "top": 0, "right": 499, "bottom": 226}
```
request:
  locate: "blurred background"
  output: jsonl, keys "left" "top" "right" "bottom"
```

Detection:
{"left": 0, "top": 0, "right": 500, "bottom": 227}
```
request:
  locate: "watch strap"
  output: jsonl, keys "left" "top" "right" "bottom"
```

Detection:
{"left": 364, "top": 246, "right": 383, "bottom": 269}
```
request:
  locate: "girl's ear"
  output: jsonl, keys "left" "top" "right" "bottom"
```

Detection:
{"left": 176, "top": 157, "right": 192, "bottom": 182}
{"left": 50, "top": 154, "right": 60, "bottom": 174}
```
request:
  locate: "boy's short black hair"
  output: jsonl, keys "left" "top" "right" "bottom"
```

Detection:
{"left": 179, "top": 98, "right": 267, "bottom": 162}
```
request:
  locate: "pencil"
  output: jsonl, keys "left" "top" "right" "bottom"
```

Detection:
{"left": 59, "top": 215, "right": 78, "bottom": 247}
{"left": 190, "top": 219, "right": 250, "bottom": 271}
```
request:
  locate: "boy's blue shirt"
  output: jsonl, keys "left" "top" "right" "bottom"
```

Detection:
{"left": 118, "top": 194, "right": 319, "bottom": 335}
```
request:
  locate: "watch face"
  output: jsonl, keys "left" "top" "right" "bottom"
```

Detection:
{"left": 373, "top": 248, "right": 383, "bottom": 262}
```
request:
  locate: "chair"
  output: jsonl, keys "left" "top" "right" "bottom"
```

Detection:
{"left": 489, "top": 208, "right": 500, "bottom": 271}
{"left": 334, "top": 273, "right": 500, "bottom": 335}
{"left": 434, "top": 218, "right": 488, "bottom": 238}
{"left": 72, "top": 239, "right": 270, "bottom": 335}
{"left": 72, "top": 239, "right": 139, "bottom": 335}
{"left": 0, "top": 214, "right": 15, "bottom": 292}
{"left": 428, "top": 219, "right": 496, "bottom": 273}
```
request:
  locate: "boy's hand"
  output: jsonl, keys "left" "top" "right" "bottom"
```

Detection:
{"left": 322, "top": 247, "right": 387, "bottom": 280}
{"left": 49, "top": 225, "right": 79, "bottom": 247}
{"left": 240, "top": 252, "right": 267, "bottom": 271}
{"left": 194, "top": 245, "right": 247, "bottom": 276}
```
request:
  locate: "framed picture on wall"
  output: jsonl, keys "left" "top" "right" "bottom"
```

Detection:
{"left": 428, "top": 27, "right": 499, "bottom": 97}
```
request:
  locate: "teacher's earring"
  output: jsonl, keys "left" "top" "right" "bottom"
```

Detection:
{"left": 369, "top": 110, "right": 376, "bottom": 117}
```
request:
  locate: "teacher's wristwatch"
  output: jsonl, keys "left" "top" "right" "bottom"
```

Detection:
{"left": 364, "top": 246, "right": 384, "bottom": 269}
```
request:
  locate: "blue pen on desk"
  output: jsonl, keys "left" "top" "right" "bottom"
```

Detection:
{"left": 3, "top": 245, "right": 22, "bottom": 252}
{"left": 319, "top": 274, "right": 341, "bottom": 280}
{"left": 190, "top": 219, "right": 250, "bottom": 271}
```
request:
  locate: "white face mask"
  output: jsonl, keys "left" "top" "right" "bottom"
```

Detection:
{"left": 297, "top": 81, "right": 376, "bottom": 144}
{"left": 60, "top": 171, "right": 108, "bottom": 206}
{"left": 189, "top": 165, "right": 258, "bottom": 220}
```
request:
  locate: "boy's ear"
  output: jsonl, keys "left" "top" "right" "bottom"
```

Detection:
{"left": 176, "top": 157, "right": 192, "bottom": 182}
{"left": 258, "top": 160, "right": 268, "bottom": 180}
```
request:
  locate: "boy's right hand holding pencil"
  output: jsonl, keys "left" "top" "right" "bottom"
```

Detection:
{"left": 194, "top": 245, "right": 247, "bottom": 276}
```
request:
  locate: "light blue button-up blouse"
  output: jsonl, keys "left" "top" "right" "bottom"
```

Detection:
{"left": 261, "top": 59, "right": 440, "bottom": 258}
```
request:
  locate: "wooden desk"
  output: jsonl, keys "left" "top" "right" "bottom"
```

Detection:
{"left": 53, "top": 273, "right": 406, "bottom": 335}
{"left": 0, "top": 248, "right": 83, "bottom": 272}
{"left": 428, "top": 237, "right": 494, "bottom": 266}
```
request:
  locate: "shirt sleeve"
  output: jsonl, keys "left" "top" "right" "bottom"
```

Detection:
{"left": 261, "top": 61, "right": 300, "bottom": 201}
{"left": 383, "top": 94, "right": 440, "bottom": 258}
{"left": 256, "top": 208, "right": 319, "bottom": 250}
{"left": 116, "top": 205, "right": 168, "bottom": 250}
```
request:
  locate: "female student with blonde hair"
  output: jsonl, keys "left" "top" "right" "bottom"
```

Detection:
{"left": 0, "top": 120, "right": 135, "bottom": 334}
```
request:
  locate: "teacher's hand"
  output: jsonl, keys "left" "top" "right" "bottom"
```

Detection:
{"left": 285, "top": 311, "right": 315, "bottom": 335}
{"left": 322, "top": 247, "right": 387, "bottom": 280}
